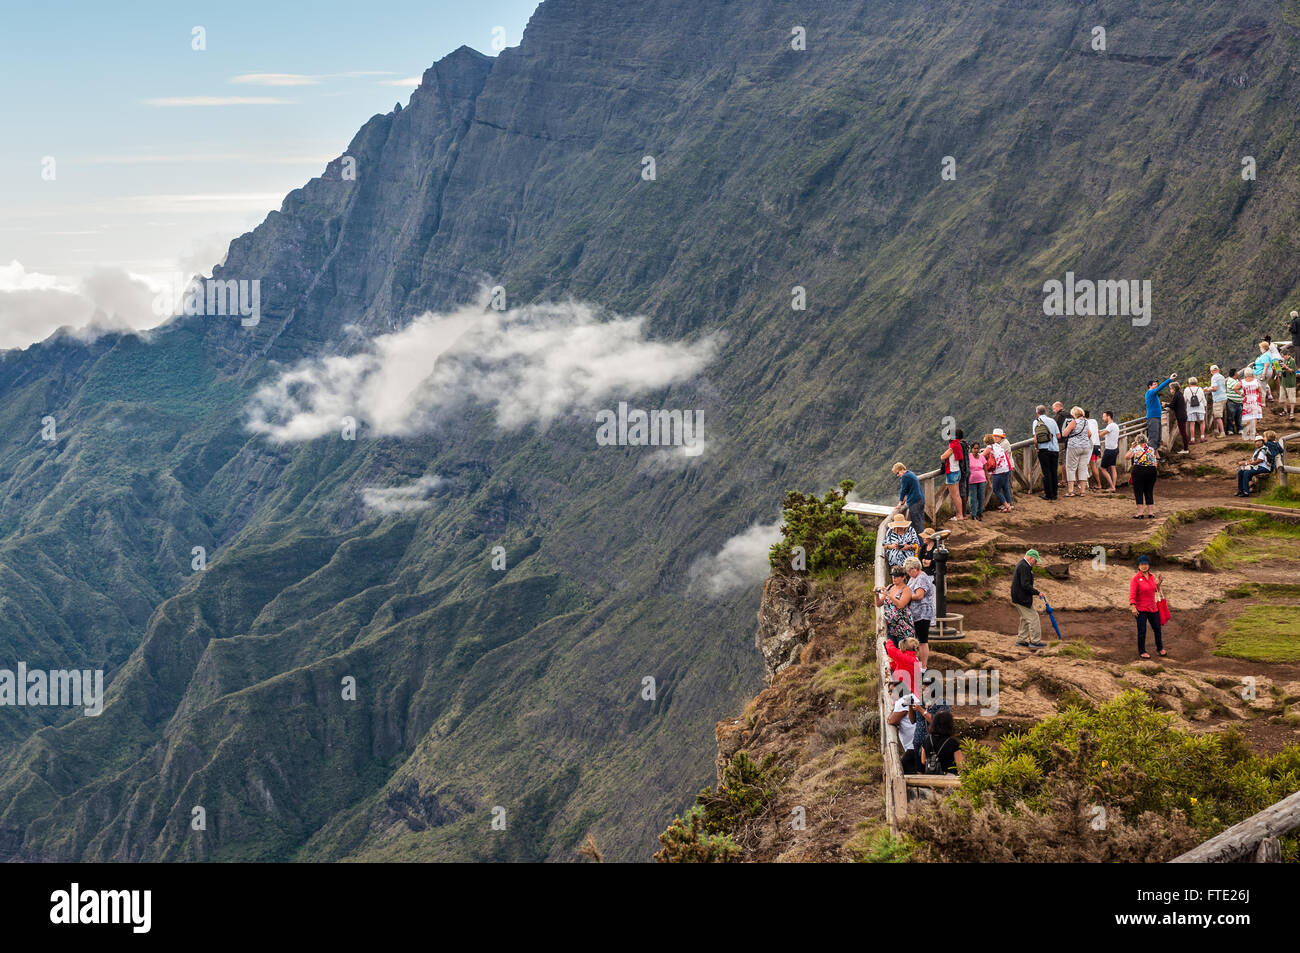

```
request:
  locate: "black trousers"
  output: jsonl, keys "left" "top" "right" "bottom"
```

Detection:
{"left": 1132, "top": 464, "right": 1157, "bottom": 505}
{"left": 1137, "top": 610, "right": 1163, "bottom": 654}
{"left": 1037, "top": 449, "right": 1059, "bottom": 499}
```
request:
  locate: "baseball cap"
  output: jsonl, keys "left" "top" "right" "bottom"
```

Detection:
{"left": 1026, "top": 549, "right": 1040, "bottom": 560}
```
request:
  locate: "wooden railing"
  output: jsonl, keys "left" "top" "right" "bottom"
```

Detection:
{"left": 914, "top": 416, "right": 1149, "bottom": 523}
{"left": 873, "top": 516, "right": 909, "bottom": 836}
{"left": 1171, "top": 788, "right": 1300, "bottom": 863}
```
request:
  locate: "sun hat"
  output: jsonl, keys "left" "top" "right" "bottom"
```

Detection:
{"left": 888, "top": 514, "right": 911, "bottom": 530}
{"left": 1255, "top": 435, "right": 1266, "bottom": 443}
{"left": 992, "top": 428, "right": 1006, "bottom": 437}
{"left": 920, "top": 528, "right": 936, "bottom": 538}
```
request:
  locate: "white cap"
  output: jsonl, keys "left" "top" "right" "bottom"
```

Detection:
{"left": 992, "top": 428, "right": 1006, "bottom": 437}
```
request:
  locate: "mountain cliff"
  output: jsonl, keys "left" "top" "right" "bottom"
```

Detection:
{"left": 2, "top": 0, "right": 1300, "bottom": 861}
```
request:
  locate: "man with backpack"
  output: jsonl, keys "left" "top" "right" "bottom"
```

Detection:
{"left": 1032, "top": 405, "right": 1061, "bottom": 501}
{"left": 1185, "top": 376, "right": 1208, "bottom": 443}
{"left": 1278, "top": 346, "right": 1297, "bottom": 422}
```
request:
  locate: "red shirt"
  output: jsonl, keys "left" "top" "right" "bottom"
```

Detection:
{"left": 946, "top": 439, "right": 964, "bottom": 474}
{"left": 885, "top": 641, "right": 921, "bottom": 693}
{"left": 1129, "top": 572, "right": 1160, "bottom": 612}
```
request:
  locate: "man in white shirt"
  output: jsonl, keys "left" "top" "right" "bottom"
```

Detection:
{"left": 1099, "top": 410, "right": 1120, "bottom": 492}
{"left": 1209, "top": 364, "right": 1226, "bottom": 437}
{"left": 1086, "top": 412, "right": 1101, "bottom": 490}
{"left": 887, "top": 693, "right": 923, "bottom": 772}
{"left": 1184, "top": 376, "right": 1208, "bottom": 443}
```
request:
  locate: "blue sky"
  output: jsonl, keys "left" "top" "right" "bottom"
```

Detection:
{"left": 0, "top": 0, "right": 539, "bottom": 345}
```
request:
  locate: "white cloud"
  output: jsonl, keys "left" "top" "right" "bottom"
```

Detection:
{"left": 689, "top": 520, "right": 782, "bottom": 597}
{"left": 380, "top": 77, "right": 424, "bottom": 87}
{"left": 143, "top": 97, "right": 295, "bottom": 107}
{"left": 125, "top": 193, "right": 287, "bottom": 214}
{"left": 361, "top": 475, "right": 444, "bottom": 514}
{"left": 230, "top": 73, "right": 321, "bottom": 86}
{"left": 230, "top": 70, "right": 399, "bottom": 86}
{"left": 0, "top": 260, "right": 165, "bottom": 351}
{"left": 246, "top": 299, "right": 719, "bottom": 442}
{"left": 81, "top": 153, "right": 334, "bottom": 166}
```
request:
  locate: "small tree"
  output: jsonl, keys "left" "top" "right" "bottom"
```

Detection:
{"left": 769, "top": 480, "right": 876, "bottom": 577}
{"left": 654, "top": 808, "right": 741, "bottom": 863}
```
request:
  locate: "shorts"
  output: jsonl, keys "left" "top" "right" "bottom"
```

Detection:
{"left": 913, "top": 619, "right": 931, "bottom": 643}
{"left": 1213, "top": 399, "right": 1226, "bottom": 418}
{"left": 1101, "top": 448, "right": 1119, "bottom": 468}
{"left": 945, "top": 471, "right": 960, "bottom": 485}
{"left": 1187, "top": 410, "right": 1205, "bottom": 421}
{"left": 1284, "top": 386, "right": 1297, "bottom": 402}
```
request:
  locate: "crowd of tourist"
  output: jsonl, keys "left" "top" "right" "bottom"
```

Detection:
{"left": 874, "top": 319, "right": 1299, "bottom": 773}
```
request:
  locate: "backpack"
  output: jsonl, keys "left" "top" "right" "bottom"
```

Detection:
{"left": 1034, "top": 419, "right": 1051, "bottom": 445}
{"left": 924, "top": 736, "right": 952, "bottom": 775}
{"left": 1189, "top": 388, "right": 1201, "bottom": 408}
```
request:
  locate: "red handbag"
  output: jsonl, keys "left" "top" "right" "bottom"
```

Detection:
{"left": 1156, "top": 589, "right": 1171, "bottom": 624}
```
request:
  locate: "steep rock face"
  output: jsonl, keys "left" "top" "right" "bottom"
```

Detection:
{"left": 756, "top": 575, "right": 815, "bottom": 681}
{"left": 0, "top": 0, "right": 1299, "bottom": 862}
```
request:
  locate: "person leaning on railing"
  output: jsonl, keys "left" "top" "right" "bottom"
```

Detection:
{"left": 882, "top": 513, "right": 920, "bottom": 568}
{"left": 891, "top": 462, "right": 926, "bottom": 536}
{"left": 982, "top": 434, "right": 1013, "bottom": 512}
{"left": 887, "top": 690, "right": 924, "bottom": 775}
{"left": 904, "top": 556, "right": 935, "bottom": 668}
{"left": 876, "top": 565, "right": 916, "bottom": 650}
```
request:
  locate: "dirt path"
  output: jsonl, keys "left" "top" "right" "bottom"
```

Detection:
{"left": 920, "top": 424, "right": 1300, "bottom": 754}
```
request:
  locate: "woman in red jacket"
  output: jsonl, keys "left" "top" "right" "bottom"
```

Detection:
{"left": 884, "top": 636, "right": 922, "bottom": 695}
{"left": 1129, "top": 555, "right": 1166, "bottom": 659}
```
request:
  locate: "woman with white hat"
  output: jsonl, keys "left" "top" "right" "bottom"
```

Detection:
{"left": 983, "top": 431, "right": 1014, "bottom": 511}
{"left": 882, "top": 513, "right": 920, "bottom": 569}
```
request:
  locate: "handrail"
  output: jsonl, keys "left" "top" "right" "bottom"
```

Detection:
{"left": 1171, "top": 788, "right": 1300, "bottom": 863}
{"left": 912, "top": 415, "right": 1148, "bottom": 522}
{"left": 874, "top": 515, "right": 908, "bottom": 835}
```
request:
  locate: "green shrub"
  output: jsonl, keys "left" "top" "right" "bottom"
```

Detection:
{"left": 653, "top": 752, "right": 785, "bottom": 862}
{"left": 848, "top": 828, "right": 915, "bottom": 863}
{"left": 769, "top": 481, "right": 875, "bottom": 577}
{"left": 912, "top": 692, "right": 1300, "bottom": 861}
{"left": 654, "top": 808, "right": 741, "bottom": 863}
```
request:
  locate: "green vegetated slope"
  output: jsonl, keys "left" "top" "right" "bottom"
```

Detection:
{"left": 2, "top": 0, "right": 1300, "bottom": 861}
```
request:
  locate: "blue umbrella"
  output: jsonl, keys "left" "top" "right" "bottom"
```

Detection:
{"left": 1041, "top": 595, "right": 1063, "bottom": 640}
